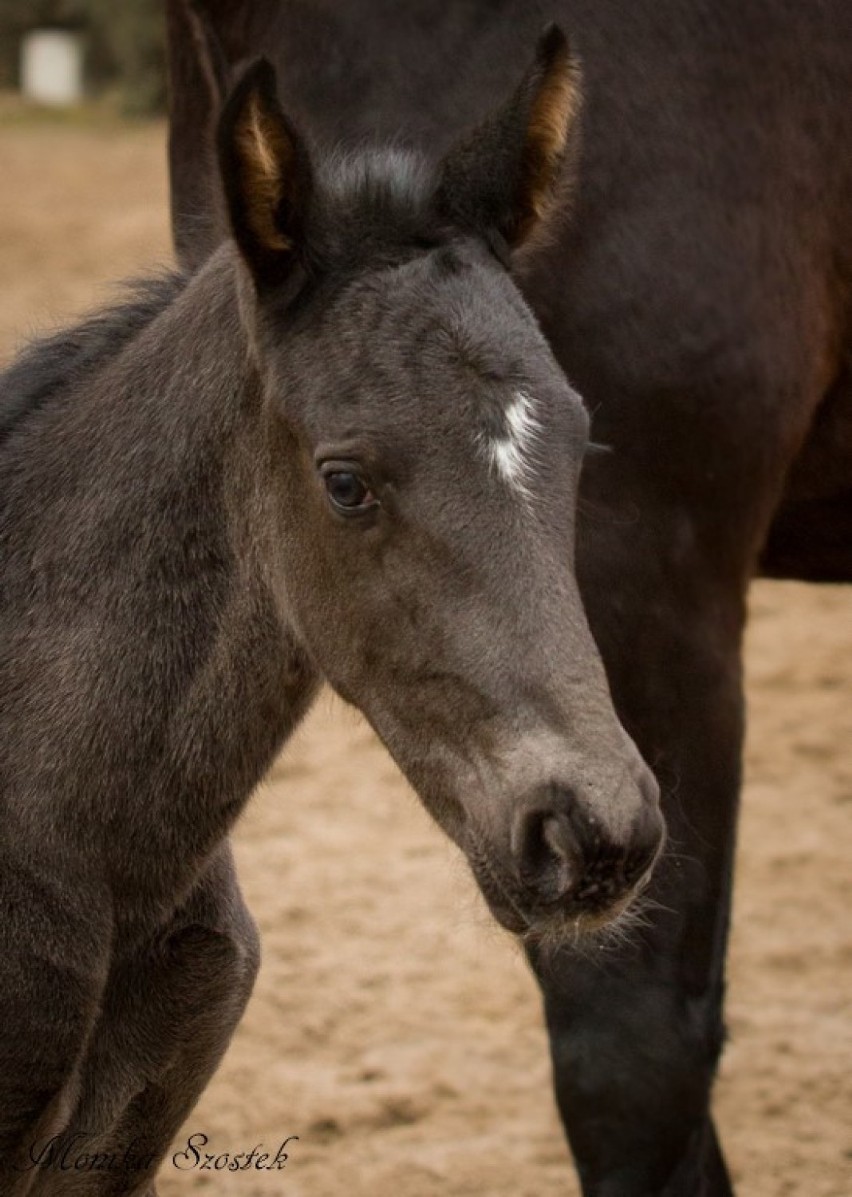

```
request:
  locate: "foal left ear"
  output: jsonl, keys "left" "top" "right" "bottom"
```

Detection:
{"left": 435, "top": 25, "right": 581, "bottom": 252}
{"left": 217, "top": 58, "right": 313, "bottom": 287}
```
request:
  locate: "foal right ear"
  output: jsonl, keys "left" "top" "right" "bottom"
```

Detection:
{"left": 435, "top": 26, "right": 580, "bottom": 252}
{"left": 217, "top": 59, "right": 313, "bottom": 288}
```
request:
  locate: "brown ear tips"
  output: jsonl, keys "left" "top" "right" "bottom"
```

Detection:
{"left": 433, "top": 27, "right": 581, "bottom": 253}
{"left": 534, "top": 24, "right": 579, "bottom": 106}
{"left": 218, "top": 56, "right": 278, "bottom": 153}
{"left": 530, "top": 24, "right": 582, "bottom": 170}
{"left": 218, "top": 58, "right": 310, "bottom": 282}
{"left": 516, "top": 25, "right": 582, "bottom": 241}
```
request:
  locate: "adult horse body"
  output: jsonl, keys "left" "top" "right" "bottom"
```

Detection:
{"left": 163, "top": 2, "right": 852, "bottom": 1196}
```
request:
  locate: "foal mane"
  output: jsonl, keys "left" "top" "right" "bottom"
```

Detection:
{"left": 0, "top": 271, "right": 188, "bottom": 450}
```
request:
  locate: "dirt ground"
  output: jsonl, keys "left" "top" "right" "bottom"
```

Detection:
{"left": 0, "top": 118, "right": 849, "bottom": 1197}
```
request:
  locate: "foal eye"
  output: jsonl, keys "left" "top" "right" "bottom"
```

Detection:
{"left": 322, "top": 469, "right": 376, "bottom": 515}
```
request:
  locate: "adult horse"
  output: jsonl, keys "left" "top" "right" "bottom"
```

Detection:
{"left": 165, "top": 2, "right": 852, "bottom": 1195}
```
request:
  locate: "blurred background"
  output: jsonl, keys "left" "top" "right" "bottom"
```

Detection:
{"left": 0, "top": 0, "right": 164, "bottom": 114}
{"left": 0, "top": 6, "right": 850, "bottom": 1195}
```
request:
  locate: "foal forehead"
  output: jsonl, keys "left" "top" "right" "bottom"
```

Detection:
{"left": 387, "top": 265, "right": 564, "bottom": 497}
{"left": 308, "top": 244, "right": 573, "bottom": 454}
{"left": 392, "top": 248, "right": 553, "bottom": 394}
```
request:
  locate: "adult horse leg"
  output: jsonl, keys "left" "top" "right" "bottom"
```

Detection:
{"left": 529, "top": 315, "right": 845, "bottom": 1192}
{"left": 30, "top": 842, "right": 260, "bottom": 1196}
{"left": 526, "top": 512, "right": 746, "bottom": 1195}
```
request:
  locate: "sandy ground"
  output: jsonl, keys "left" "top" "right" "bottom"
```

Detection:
{"left": 0, "top": 118, "right": 849, "bottom": 1197}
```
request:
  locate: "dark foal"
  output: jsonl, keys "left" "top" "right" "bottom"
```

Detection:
{"left": 166, "top": 2, "right": 852, "bottom": 1195}
{"left": 0, "top": 32, "right": 663, "bottom": 1196}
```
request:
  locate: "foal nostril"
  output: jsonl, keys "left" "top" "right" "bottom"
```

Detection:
{"left": 508, "top": 781, "right": 666, "bottom": 917}
{"left": 511, "top": 807, "right": 580, "bottom": 904}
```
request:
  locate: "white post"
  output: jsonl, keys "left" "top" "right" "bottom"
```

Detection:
{"left": 21, "top": 29, "right": 84, "bottom": 107}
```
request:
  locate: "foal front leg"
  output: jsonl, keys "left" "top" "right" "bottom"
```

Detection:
{"left": 0, "top": 864, "right": 111, "bottom": 1197}
{"left": 29, "top": 843, "right": 259, "bottom": 1197}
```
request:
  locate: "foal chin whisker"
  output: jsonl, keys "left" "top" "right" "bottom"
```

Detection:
{"left": 522, "top": 897, "right": 646, "bottom": 964}
{"left": 630, "top": 894, "right": 679, "bottom": 921}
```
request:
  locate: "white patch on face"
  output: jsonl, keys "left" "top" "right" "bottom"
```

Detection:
{"left": 482, "top": 389, "right": 541, "bottom": 500}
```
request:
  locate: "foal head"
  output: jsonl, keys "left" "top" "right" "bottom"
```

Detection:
{"left": 217, "top": 28, "right": 664, "bottom": 937}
